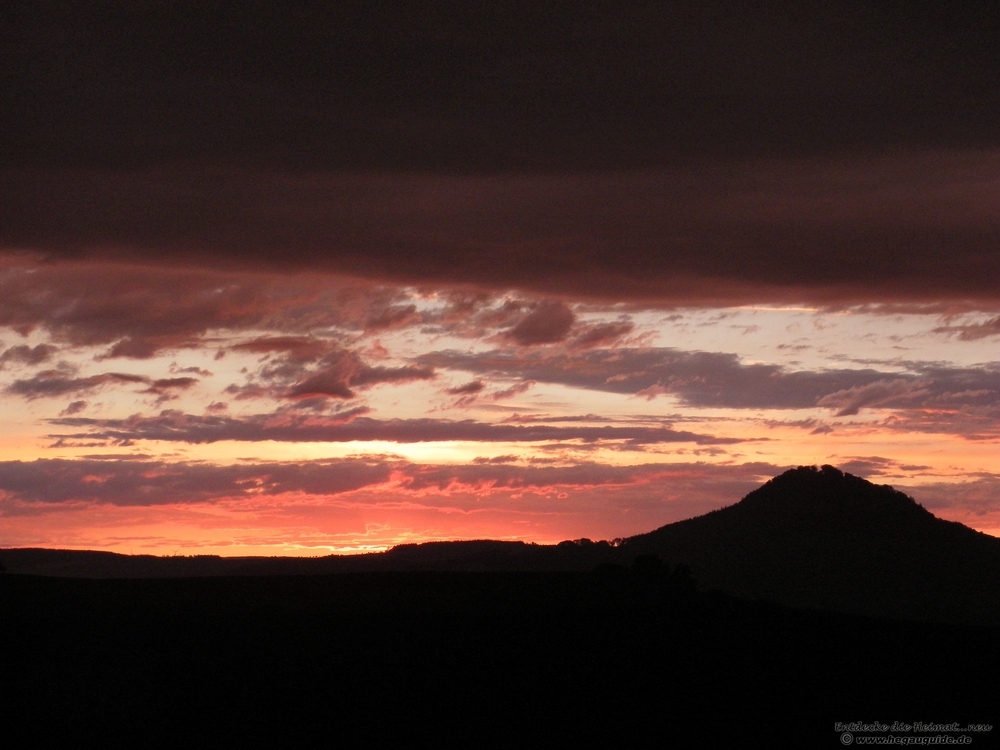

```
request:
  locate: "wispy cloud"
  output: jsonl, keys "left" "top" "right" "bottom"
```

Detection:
{"left": 48, "top": 411, "right": 740, "bottom": 447}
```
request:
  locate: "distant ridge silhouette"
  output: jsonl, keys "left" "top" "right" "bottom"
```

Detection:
{"left": 4, "top": 465, "right": 1000, "bottom": 625}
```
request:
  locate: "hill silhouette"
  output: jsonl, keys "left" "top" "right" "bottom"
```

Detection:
{"left": 624, "top": 465, "right": 1000, "bottom": 625}
{"left": 4, "top": 465, "right": 1000, "bottom": 625}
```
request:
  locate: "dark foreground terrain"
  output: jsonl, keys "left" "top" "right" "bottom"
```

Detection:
{"left": 2, "top": 568, "right": 996, "bottom": 746}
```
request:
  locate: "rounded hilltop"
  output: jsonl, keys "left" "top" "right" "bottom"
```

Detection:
{"left": 735, "top": 464, "right": 936, "bottom": 526}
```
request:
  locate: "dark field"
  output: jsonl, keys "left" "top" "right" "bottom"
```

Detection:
{"left": 2, "top": 570, "right": 996, "bottom": 746}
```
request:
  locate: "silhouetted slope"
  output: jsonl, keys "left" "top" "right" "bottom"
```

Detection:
{"left": 623, "top": 465, "right": 1000, "bottom": 625}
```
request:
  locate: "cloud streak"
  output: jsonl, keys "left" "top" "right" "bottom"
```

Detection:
{"left": 0, "top": 458, "right": 393, "bottom": 506}
{"left": 421, "top": 348, "right": 890, "bottom": 409}
{"left": 8, "top": 370, "right": 153, "bottom": 399}
{"left": 48, "top": 411, "right": 739, "bottom": 447}
{"left": 422, "top": 349, "right": 1000, "bottom": 423}
{"left": 934, "top": 315, "right": 1000, "bottom": 341}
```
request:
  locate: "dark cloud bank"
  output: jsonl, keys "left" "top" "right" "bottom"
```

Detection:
{"left": 3, "top": 3, "right": 1000, "bottom": 305}
{"left": 4, "top": 156, "right": 999, "bottom": 305}
{"left": 5, "top": 2, "right": 997, "bottom": 169}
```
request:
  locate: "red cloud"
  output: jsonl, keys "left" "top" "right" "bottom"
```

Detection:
{"left": 504, "top": 301, "right": 575, "bottom": 346}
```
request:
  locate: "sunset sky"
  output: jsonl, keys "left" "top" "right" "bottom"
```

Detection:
{"left": 3, "top": 2, "right": 1000, "bottom": 555}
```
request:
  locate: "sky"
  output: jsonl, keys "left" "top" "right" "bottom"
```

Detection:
{"left": 2, "top": 2, "right": 1000, "bottom": 555}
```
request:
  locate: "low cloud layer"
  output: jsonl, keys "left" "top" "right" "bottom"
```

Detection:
{"left": 48, "top": 411, "right": 738, "bottom": 448}
{"left": 5, "top": 457, "right": 999, "bottom": 545}
{"left": 0, "top": 458, "right": 393, "bottom": 506}
{"left": 0, "top": 456, "right": 780, "bottom": 510}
